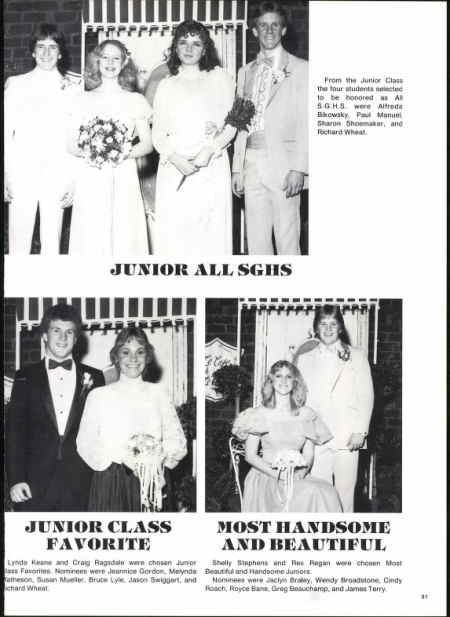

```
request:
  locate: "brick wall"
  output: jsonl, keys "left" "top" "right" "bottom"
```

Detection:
{"left": 369, "top": 299, "right": 402, "bottom": 510}
{"left": 3, "top": 299, "right": 19, "bottom": 376}
{"left": 373, "top": 299, "right": 402, "bottom": 432}
{"left": 3, "top": 0, "right": 82, "bottom": 79}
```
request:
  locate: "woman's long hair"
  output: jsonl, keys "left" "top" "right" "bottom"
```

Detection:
{"left": 167, "top": 20, "right": 221, "bottom": 75}
{"left": 84, "top": 39, "right": 138, "bottom": 91}
{"left": 261, "top": 360, "right": 307, "bottom": 415}
{"left": 29, "top": 23, "right": 69, "bottom": 75}
{"left": 313, "top": 304, "right": 351, "bottom": 345}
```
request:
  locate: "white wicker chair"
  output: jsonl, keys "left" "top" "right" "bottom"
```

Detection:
{"left": 228, "top": 436, "right": 246, "bottom": 511}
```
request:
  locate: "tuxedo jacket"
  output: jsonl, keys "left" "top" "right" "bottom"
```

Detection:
{"left": 297, "top": 346, "right": 374, "bottom": 449}
{"left": 232, "top": 49, "right": 308, "bottom": 184}
{"left": 5, "top": 360, "right": 105, "bottom": 508}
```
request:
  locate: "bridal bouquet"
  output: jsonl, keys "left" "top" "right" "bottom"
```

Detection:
{"left": 126, "top": 433, "right": 164, "bottom": 511}
{"left": 176, "top": 97, "right": 256, "bottom": 190}
{"left": 224, "top": 96, "right": 256, "bottom": 132}
{"left": 272, "top": 449, "right": 308, "bottom": 512}
{"left": 78, "top": 116, "right": 132, "bottom": 169}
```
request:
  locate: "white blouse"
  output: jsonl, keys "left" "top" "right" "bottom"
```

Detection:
{"left": 76, "top": 376, "right": 187, "bottom": 472}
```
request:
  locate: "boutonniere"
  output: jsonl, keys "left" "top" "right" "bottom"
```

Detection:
{"left": 272, "top": 67, "right": 291, "bottom": 85}
{"left": 81, "top": 372, "right": 94, "bottom": 395}
{"left": 337, "top": 344, "right": 351, "bottom": 362}
{"left": 60, "top": 76, "right": 72, "bottom": 90}
{"left": 61, "top": 74, "right": 81, "bottom": 90}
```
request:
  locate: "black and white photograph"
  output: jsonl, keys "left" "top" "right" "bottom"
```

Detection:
{"left": 205, "top": 298, "right": 402, "bottom": 514}
{"left": 3, "top": 0, "right": 308, "bottom": 256}
{"left": 4, "top": 297, "right": 197, "bottom": 512}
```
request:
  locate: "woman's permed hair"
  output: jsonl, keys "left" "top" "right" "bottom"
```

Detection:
{"left": 167, "top": 20, "right": 221, "bottom": 75}
{"left": 110, "top": 326, "right": 154, "bottom": 368}
{"left": 84, "top": 40, "right": 138, "bottom": 92}
{"left": 29, "top": 23, "right": 69, "bottom": 74}
{"left": 313, "top": 304, "right": 351, "bottom": 345}
{"left": 262, "top": 360, "right": 307, "bottom": 414}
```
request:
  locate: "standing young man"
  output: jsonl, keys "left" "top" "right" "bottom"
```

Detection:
{"left": 232, "top": 1, "right": 308, "bottom": 255}
{"left": 296, "top": 305, "right": 374, "bottom": 512}
{"left": 4, "top": 23, "right": 75, "bottom": 254}
{"left": 6, "top": 303, "right": 105, "bottom": 511}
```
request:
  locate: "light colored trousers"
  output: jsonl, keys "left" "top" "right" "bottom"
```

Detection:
{"left": 243, "top": 148, "right": 301, "bottom": 255}
{"left": 9, "top": 189, "right": 64, "bottom": 255}
{"left": 8, "top": 160, "right": 68, "bottom": 255}
{"left": 312, "top": 445, "right": 360, "bottom": 512}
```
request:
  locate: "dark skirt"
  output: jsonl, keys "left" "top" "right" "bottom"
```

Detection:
{"left": 88, "top": 463, "right": 141, "bottom": 512}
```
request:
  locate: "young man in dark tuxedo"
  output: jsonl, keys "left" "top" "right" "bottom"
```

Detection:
{"left": 6, "top": 303, "right": 105, "bottom": 511}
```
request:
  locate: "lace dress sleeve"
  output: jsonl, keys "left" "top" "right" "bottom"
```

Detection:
{"left": 232, "top": 407, "right": 269, "bottom": 441}
{"left": 76, "top": 388, "right": 112, "bottom": 471}
{"left": 152, "top": 77, "right": 176, "bottom": 164}
{"left": 299, "top": 406, "right": 333, "bottom": 445}
{"left": 158, "top": 387, "right": 187, "bottom": 470}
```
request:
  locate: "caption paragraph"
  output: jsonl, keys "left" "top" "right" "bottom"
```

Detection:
{"left": 316, "top": 76, "right": 404, "bottom": 135}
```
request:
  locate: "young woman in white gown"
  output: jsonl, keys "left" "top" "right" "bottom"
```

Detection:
{"left": 152, "top": 21, "right": 237, "bottom": 256}
{"left": 67, "top": 40, "right": 152, "bottom": 256}
{"left": 76, "top": 327, "right": 187, "bottom": 512}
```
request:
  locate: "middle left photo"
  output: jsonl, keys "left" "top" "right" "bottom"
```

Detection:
{"left": 4, "top": 296, "right": 197, "bottom": 513}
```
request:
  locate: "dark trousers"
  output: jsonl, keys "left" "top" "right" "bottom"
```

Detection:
{"left": 14, "top": 462, "right": 90, "bottom": 512}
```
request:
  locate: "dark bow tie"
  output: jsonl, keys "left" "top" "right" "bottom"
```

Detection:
{"left": 257, "top": 54, "right": 274, "bottom": 68}
{"left": 48, "top": 358, "right": 73, "bottom": 371}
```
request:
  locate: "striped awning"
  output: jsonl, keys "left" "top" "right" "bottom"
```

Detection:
{"left": 15, "top": 297, "right": 197, "bottom": 330}
{"left": 83, "top": 0, "right": 247, "bottom": 30}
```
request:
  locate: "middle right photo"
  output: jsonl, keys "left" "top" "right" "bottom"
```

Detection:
{"left": 205, "top": 297, "right": 402, "bottom": 515}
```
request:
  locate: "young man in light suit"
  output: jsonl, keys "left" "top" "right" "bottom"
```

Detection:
{"left": 6, "top": 303, "right": 105, "bottom": 511}
{"left": 232, "top": 1, "right": 308, "bottom": 255}
{"left": 4, "top": 24, "right": 75, "bottom": 254}
{"left": 296, "top": 305, "right": 374, "bottom": 512}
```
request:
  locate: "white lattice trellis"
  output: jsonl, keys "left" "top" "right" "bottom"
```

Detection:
{"left": 237, "top": 298, "right": 380, "bottom": 407}
{"left": 15, "top": 297, "right": 196, "bottom": 406}
{"left": 82, "top": 0, "right": 248, "bottom": 80}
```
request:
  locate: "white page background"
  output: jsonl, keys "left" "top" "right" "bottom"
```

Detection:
{"left": 4, "top": 1, "right": 446, "bottom": 615}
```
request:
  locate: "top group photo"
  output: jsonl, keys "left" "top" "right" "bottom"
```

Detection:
{"left": 3, "top": 0, "right": 309, "bottom": 257}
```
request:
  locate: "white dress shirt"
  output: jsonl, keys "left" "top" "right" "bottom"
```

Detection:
{"left": 45, "top": 355, "right": 76, "bottom": 436}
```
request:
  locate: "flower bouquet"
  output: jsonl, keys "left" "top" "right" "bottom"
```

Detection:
{"left": 78, "top": 116, "right": 132, "bottom": 169}
{"left": 176, "top": 97, "right": 256, "bottom": 191}
{"left": 126, "top": 433, "right": 164, "bottom": 511}
{"left": 272, "top": 449, "right": 308, "bottom": 511}
{"left": 224, "top": 96, "right": 256, "bottom": 132}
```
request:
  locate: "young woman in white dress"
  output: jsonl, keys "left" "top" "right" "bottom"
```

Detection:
{"left": 76, "top": 327, "right": 187, "bottom": 512}
{"left": 152, "top": 21, "right": 237, "bottom": 256}
{"left": 67, "top": 40, "right": 152, "bottom": 256}
{"left": 4, "top": 23, "right": 76, "bottom": 254}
